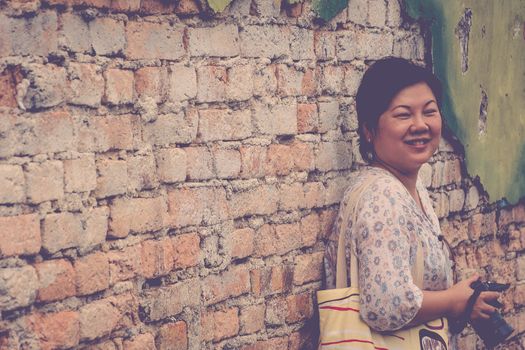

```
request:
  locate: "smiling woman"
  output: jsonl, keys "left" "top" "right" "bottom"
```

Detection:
{"left": 319, "top": 58, "right": 503, "bottom": 349}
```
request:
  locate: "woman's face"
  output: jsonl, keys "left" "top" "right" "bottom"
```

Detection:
{"left": 368, "top": 82, "right": 442, "bottom": 174}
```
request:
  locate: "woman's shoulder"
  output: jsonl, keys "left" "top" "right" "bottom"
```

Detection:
{"left": 345, "top": 166, "right": 404, "bottom": 196}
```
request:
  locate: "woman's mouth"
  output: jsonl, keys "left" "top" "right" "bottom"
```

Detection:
{"left": 404, "top": 138, "right": 431, "bottom": 146}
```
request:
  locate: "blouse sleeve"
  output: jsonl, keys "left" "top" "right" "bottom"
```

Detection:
{"left": 353, "top": 178, "right": 423, "bottom": 331}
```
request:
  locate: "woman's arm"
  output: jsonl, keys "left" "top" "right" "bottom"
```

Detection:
{"left": 408, "top": 274, "right": 501, "bottom": 326}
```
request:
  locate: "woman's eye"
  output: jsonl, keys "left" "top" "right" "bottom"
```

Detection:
{"left": 424, "top": 109, "right": 437, "bottom": 116}
{"left": 394, "top": 113, "right": 410, "bottom": 119}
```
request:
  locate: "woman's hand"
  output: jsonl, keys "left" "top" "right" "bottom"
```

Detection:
{"left": 447, "top": 275, "right": 500, "bottom": 321}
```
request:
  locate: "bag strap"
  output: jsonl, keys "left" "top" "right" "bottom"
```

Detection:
{"left": 335, "top": 174, "right": 425, "bottom": 289}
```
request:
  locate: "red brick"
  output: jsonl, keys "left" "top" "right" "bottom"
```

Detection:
{"left": 77, "top": 115, "right": 136, "bottom": 153}
{"left": 26, "top": 311, "right": 79, "bottom": 350}
{"left": 175, "top": 0, "right": 200, "bottom": 15}
{"left": 107, "top": 244, "right": 141, "bottom": 284}
{"left": 110, "top": 0, "right": 140, "bottom": 11}
{"left": 239, "top": 304, "right": 265, "bottom": 335}
{"left": 300, "top": 213, "right": 320, "bottom": 247}
{"left": 265, "top": 144, "right": 294, "bottom": 176}
{"left": 0, "top": 214, "right": 40, "bottom": 257}
{"left": 172, "top": 233, "right": 200, "bottom": 269}
{"left": 157, "top": 321, "right": 188, "bottom": 350}
{"left": 228, "top": 228, "right": 254, "bottom": 260}
{"left": 301, "top": 68, "right": 318, "bottom": 96}
{"left": 319, "top": 208, "right": 337, "bottom": 239}
{"left": 42, "top": 212, "right": 82, "bottom": 254}
{"left": 104, "top": 69, "right": 134, "bottom": 105}
{"left": 123, "top": 333, "right": 155, "bottom": 350}
{"left": 202, "top": 266, "right": 251, "bottom": 305}
{"left": 303, "top": 182, "right": 325, "bottom": 208}
{"left": 140, "top": 238, "right": 175, "bottom": 278}
{"left": 167, "top": 187, "right": 229, "bottom": 227}
{"left": 240, "top": 146, "right": 267, "bottom": 179}
{"left": 139, "top": 0, "right": 175, "bottom": 14}
{"left": 250, "top": 265, "right": 293, "bottom": 297}
{"left": 297, "top": 103, "right": 318, "bottom": 133}
{"left": 440, "top": 219, "right": 468, "bottom": 248}
{"left": 109, "top": 196, "right": 167, "bottom": 238}
{"left": 35, "top": 259, "right": 75, "bottom": 302}
{"left": 293, "top": 252, "right": 323, "bottom": 285}
{"left": 0, "top": 66, "right": 22, "bottom": 108}
{"left": 255, "top": 223, "right": 302, "bottom": 257}
{"left": 79, "top": 298, "right": 122, "bottom": 341}
{"left": 134, "top": 66, "right": 167, "bottom": 102}
{"left": 286, "top": 293, "right": 313, "bottom": 323}
{"left": 201, "top": 308, "right": 239, "bottom": 342}
{"left": 126, "top": 21, "right": 185, "bottom": 60}
{"left": 241, "top": 336, "right": 289, "bottom": 350}
{"left": 74, "top": 252, "right": 109, "bottom": 295}
{"left": 290, "top": 141, "right": 314, "bottom": 171}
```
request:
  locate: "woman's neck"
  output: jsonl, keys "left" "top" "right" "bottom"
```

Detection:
{"left": 370, "top": 160, "right": 419, "bottom": 199}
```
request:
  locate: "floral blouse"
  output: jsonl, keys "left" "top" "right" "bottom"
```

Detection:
{"left": 323, "top": 166, "right": 454, "bottom": 331}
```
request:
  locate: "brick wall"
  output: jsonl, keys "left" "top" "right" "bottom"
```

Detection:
{"left": 0, "top": 0, "right": 523, "bottom": 349}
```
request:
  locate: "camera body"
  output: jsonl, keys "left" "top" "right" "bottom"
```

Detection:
{"left": 470, "top": 280, "right": 513, "bottom": 349}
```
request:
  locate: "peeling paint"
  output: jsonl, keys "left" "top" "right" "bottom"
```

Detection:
{"left": 207, "top": 0, "right": 233, "bottom": 13}
{"left": 405, "top": 0, "right": 525, "bottom": 204}
{"left": 312, "top": 0, "right": 348, "bottom": 21}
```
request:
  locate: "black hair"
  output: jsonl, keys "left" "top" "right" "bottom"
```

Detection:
{"left": 355, "top": 57, "right": 443, "bottom": 162}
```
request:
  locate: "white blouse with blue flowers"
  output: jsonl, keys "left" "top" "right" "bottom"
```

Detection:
{"left": 323, "top": 166, "right": 454, "bottom": 331}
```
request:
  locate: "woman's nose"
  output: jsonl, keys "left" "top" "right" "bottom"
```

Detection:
{"left": 410, "top": 114, "right": 430, "bottom": 132}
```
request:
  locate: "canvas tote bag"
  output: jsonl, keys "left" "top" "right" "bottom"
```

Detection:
{"left": 317, "top": 175, "right": 449, "bottom": 350}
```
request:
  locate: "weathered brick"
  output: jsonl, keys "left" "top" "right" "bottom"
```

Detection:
{"left": 253, "top": 65, "right": 277, "bottom": 96}
{"left": 196, "top": 65, "right": 227, "bottom": 102}
{"left": 172, "top": 233, "right": 200, "bottom": 269}
{"left": 104, "top": 69, "right": 134, "bottom": 105}
{"left": 255, "top": 223, "right": 302, "bottom": 257}
{"left": 291, "top": 27, "right": 315, "bottom": 60}
{"left": 303, "top": 182, "right": 325, "bottom": 209}
{"left": 156, "top": 148, "right": 187, "bottom": 183}
{"left": 109, "top": 196, "right": 167, "bottom": 238}
{"left": 448, "top": 189, "right": 465, "bottom": 213}
{"left": 77, "top": 115, "right": 136, "bottom": 152}
{"left": 250, "top": 265, "right": 293, "bottom": 297}
{"left": 127, "top": 154, "right": 159, "bottom": 191}
{"left": 107, "top": 244, "right": 141, "bottom": 284}
{"left": 368, "top": 0, "right": 387, "bottom": 27}
{"left": 286, "top": 293, "right": 313, "bottom": 323}
{"left": 241, "top": 336, "right": 289, "bottom": 350}
{"left": 0, "top": 266, "right": 38, "bottom": 311}
{"left": 324, "top": 176, "right": 350, "bottom": 205}
{"left": 228, "top": 228, "right": 254, "bottom": 260}
{"left": 189, "top": 25, "right": 239, "bottom": 57}
{"left": 318, "top": 100, "right": 340, "bottom": 133}
{"left": 198, "top": 109, "right": 252, "bottom": 142}
{"left": 279, "top": 183, "right": 304, "bottom": 211}
{"left": 314, "top": 31, "right": 336, "bottom": 61}
{"left": 26, "top": 161, "right": 64, "bottom": 204}
{"left": 240, "top": 146, "right": 267, "bottom": 179}
{"left": 90, "top": 17, "right": 126, "bottom": 56}
{"left": 465, "top": 185, "right": 480, "bottom": 211}
{"left": 240, "top": 25, "right": 291, "bottom": 58}
{"left": 0, "top": 214, "right": 40, "bottom": 257}
{"left": 185, "top": 147, "right": 214, "bottom": 180}
{"left": 320, "top": 65, "right": 344, "bottom": 95}
{"left": 202, "top": 265, "right": 250, "bottom": 305}
{"left": 64, "top": 154, "right": 97, "bottom": 193}
{"left": 343, "top": 64, "right": 363, "bottom": 97}
{"left": 213, "top": 148, "right": 241, "bottom": 179}
{"left": 337, "top": 30, "right": 394, "bottom": 60}
{"left": 141, "top": 279, "right": 200, "bottom": 321}
{"left": 0, "top": 12, "right": 57, "bottom": 57}
{"left": 167, "top": 187, "right": 229, "bottom": 227}
{"left": 301, "top": 68, "right": 319, "bottom": 96}
{"left": 79, "top": 298, "right": 122, "bottom": 341}
{"left": 143, "top": 112, "right": 198, "bottom": 146}
{"left": 293, "top": 251, "right": 323, "bottom": 285}
{"left": 35, "top": 259, "right": 76, "bottom": 302}
{"left": 265, "top": 297, "right": 287, "bottom": 325}
{"left": 134, "top": 66, "right": 168, "bottom": 102}
{"left": 167, "top": 65, "right": 197, "bottom": 102}
{"left": 0, "top": 65, "right": 22, "bottom": 108}
{"left": 157, "top": 321, "right": 188, "bottom": 350}
{"left": 315, "top": 142, "right": 353, "bottom": 171}
{"left": 297, "top": 103, "right": 319, "bottom": 134}
{"left": 123, "top": 333, "right": 155, "bottom": 350}
{"left": 239, "top": 304, "right": 265, "bottom": 335}
{"left": 266, "top": 143, "right": 313, "bottom": 176}
{"left": 110, "top": 0, "right": 141, "bottom": 11}
{"left": 201, "top": 308, "right": 239, "bottom": 342}
{"left": 139, "top": 0, "right": 175, "bottom": 13}
{"left": 226, "top": 64, "right": 254, "bottom": 101}
{"left": 347, "top": 0, "right": 368, "bottom": 25}
{"left": 253, "top": 100, "right": 297, "bottom": 135}
{"left": 22, "top": 63, "right": 67, "bottom": 110}
{"left": 276, "top": 64, "right": 304, "bottom": 97}
{"left": 393, "top": 33, "right": 425, "bottom": 61}
{"left": 386, "top": 0, "right": 402, "bottom": 27}
{"left": 140, "top": 238, "right": 175, "bottom": 278}
{"left": 230, "top": 185, "right": 278, "bottom": 218}
{"left": 250, "top": 0, "right": 281, "bottom": 17}
{"left": 25, "top": 311, "right": 80, "bottom": 350}
{"left": 42, "top": 212, "right": 82, "bottom": 254}
{"left": 126, "top": 21, "right": 185, "bottom": 60}
{"left": 60, "top": 13, "right": 91, "bottom": 53}
{"left": 74, "top": 252, "right": 109, "bottom": 295}
{"left": 175, "top": 0, "right": 200, "bottom": 15}
{"left": 94, "top": 159, "right": 128, "bottom": 198}
{"left": 300, "top": 213, "right": 320, "bottom": 247}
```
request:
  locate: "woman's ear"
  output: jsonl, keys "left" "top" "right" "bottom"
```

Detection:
{"left": 363, "top": 125, "right": 373, "bottom": 143}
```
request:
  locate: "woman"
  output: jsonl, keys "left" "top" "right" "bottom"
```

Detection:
{"left": 323, "top": 57, "right": 499, "bottom": 335}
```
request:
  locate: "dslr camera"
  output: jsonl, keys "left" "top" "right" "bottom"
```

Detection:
{"left": 470, "top": 280, "right": 514, "bottom": 348}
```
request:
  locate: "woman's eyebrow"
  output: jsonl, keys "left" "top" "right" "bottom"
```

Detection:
{"left": 391, "top": 100, "right": 437, "bottom": 112}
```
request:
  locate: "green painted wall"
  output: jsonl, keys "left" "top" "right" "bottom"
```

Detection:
{"left": 406, "top": 0, "right": 525, "bottom": 204}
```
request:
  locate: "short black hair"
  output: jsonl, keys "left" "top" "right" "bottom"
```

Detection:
{"left": 355, "top": 57, "right": 443, "bottom": 162}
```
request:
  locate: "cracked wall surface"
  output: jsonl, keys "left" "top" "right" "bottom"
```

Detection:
{"left": 406, "top": 0, "right": 525, "bottom": 205}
